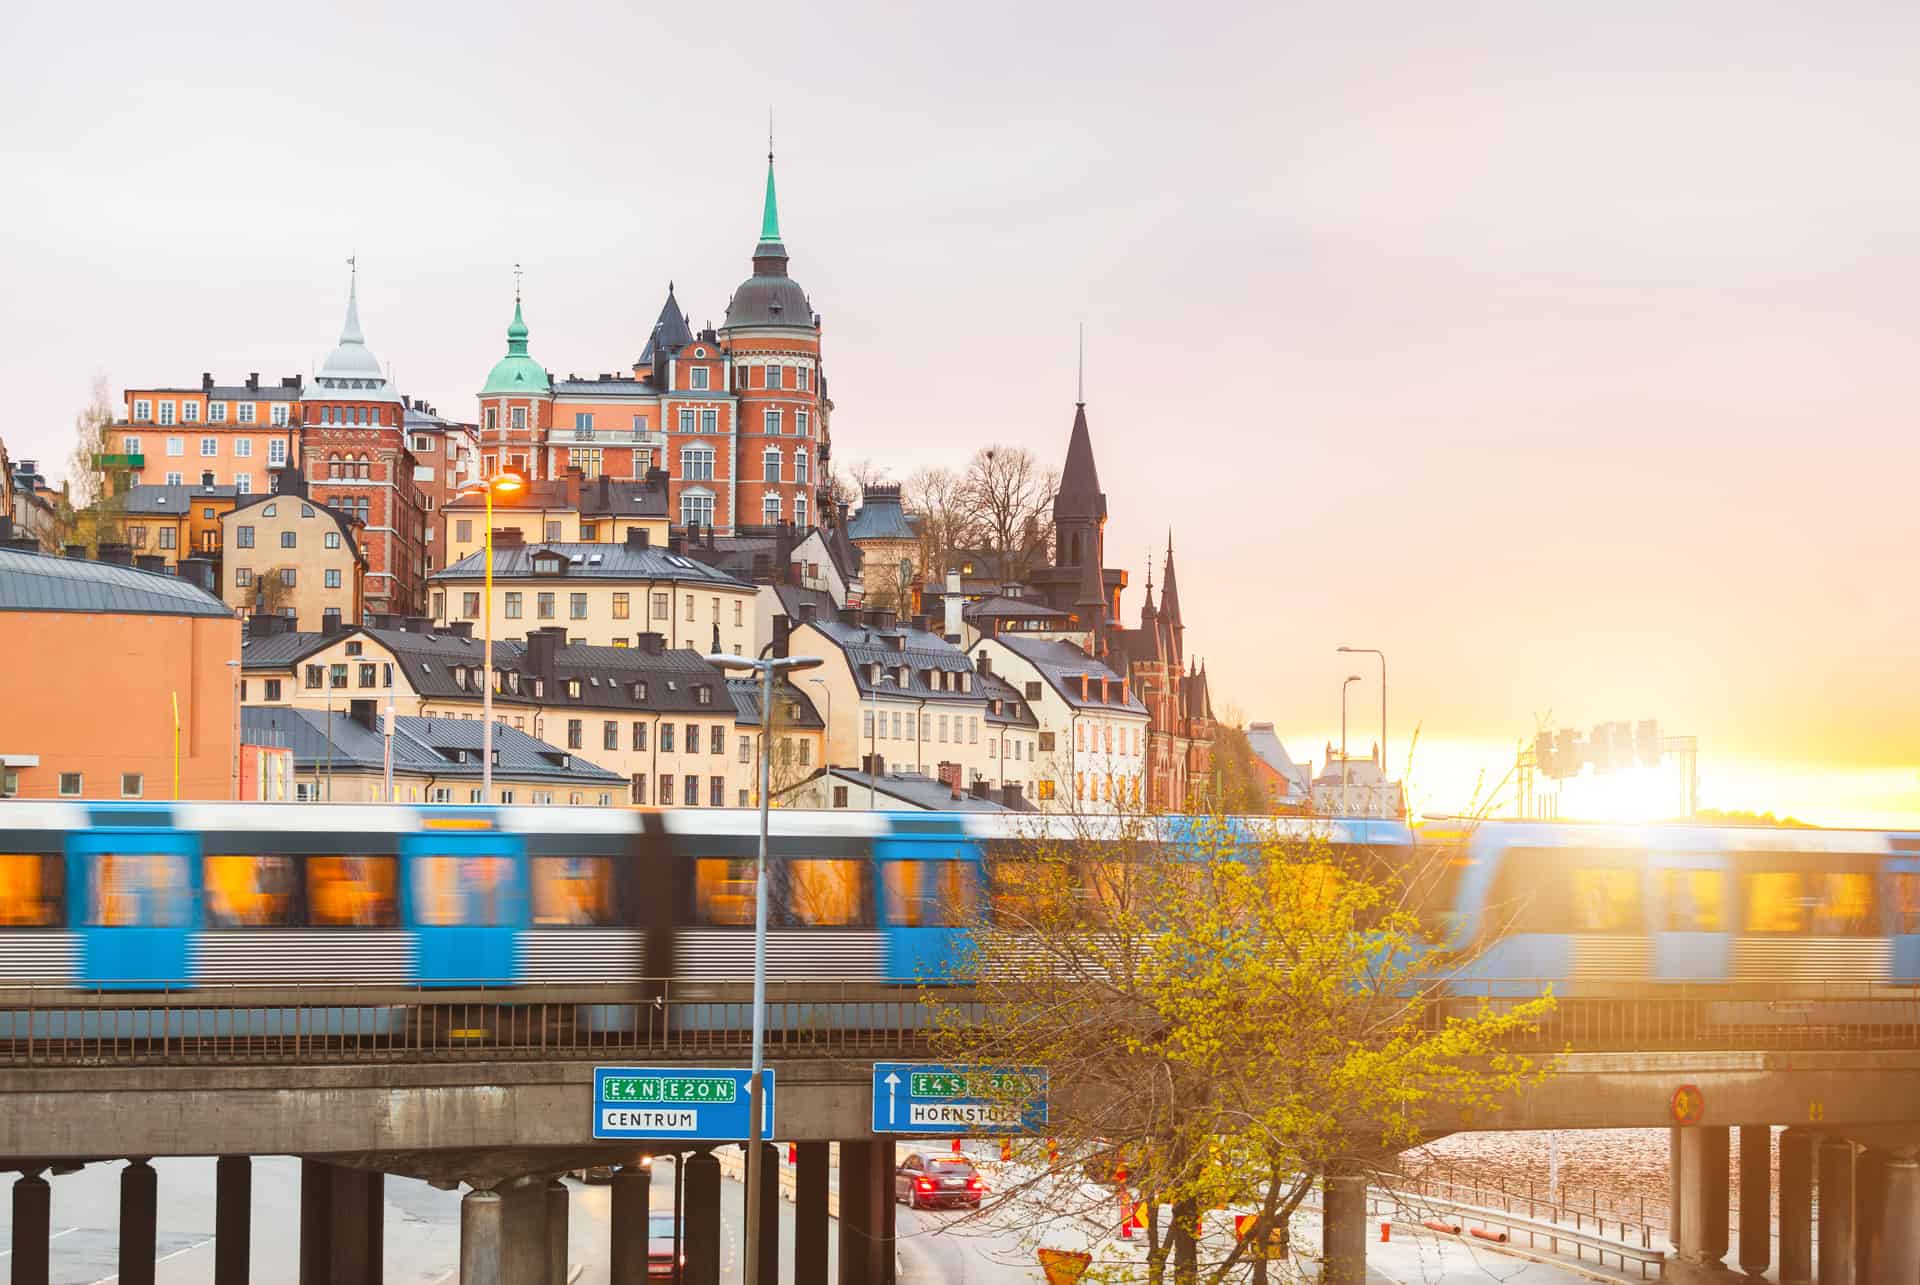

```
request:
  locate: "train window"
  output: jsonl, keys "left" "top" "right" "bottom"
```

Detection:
{"left": 694, "top": 859, "right": 757, "bottom": 926}
{"left": 307, "top": 856, "right": 399, "bottom": 927}
{"left": 1743, "top": 871, "right": 1877, "bottom": 936}
{"left": 1892, "top": 873, "right": 1920, "bottom": 936}
{"left": 784, "top": 860, "right": 869, "bottom": 926}
{"left": 86, "top": 853, "right": 190, "bottom": 927}
{"left": 1075, "top": 860, "right": 1134, "bottom": 925}
{"left": 1569, "top": 868, "right": 1641, "bottom": 933}
{"left": 411, "top": 855, "right": 513, "bottom": 927}
{"left": 531, "top": 856, "right": 618, "bottom": 926}
{"left": 204, "top": 856, "right": 299, "bottom": 928}
{"left": 0, "top": 854, "right": 62, "bottom": 927}
{"left": 1661, "top": 870, "right": 1725, "bottom": 932}
{"left": 883, "top": 861, "right": 979, "bottom": 928}
{"left": 988, "top": 860, "right": 1071, "bottom": 924}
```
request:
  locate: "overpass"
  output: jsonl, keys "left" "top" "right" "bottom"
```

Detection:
{"left": 4, "top": 981, "right": 1920, "bottom": 1284}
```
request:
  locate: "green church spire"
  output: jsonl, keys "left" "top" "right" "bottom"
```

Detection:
{"left": 759, "top": 151, "right": 781, "bottom": 244}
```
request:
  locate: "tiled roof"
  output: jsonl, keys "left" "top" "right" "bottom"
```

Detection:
{"left": 551, "top": 377, "right": 664, "bottom": 398}
{"left": 963, "top": 594, "right": 1066, "bottom": 621}
{"left": 240, "top": 706, "right": 622, "bottom": 783}
{"left": 725, "top": 677, "right": 825, "bottom": 729}
{"left": 790, "top": 768, "right": 1022, "bottom": 812}
{"left": 806, "top": 618, "right": 980, "bottom": 702}
{"left": 846, "top": 491, "right": 916, "bottom": 542}
{"left": 123, "top": 484, "right": 241, "bottom": 514}
{"left": 991, "top": 635, "right": 1146, "bottom": 713}
{"left": 431, "top": 542, "right": 745, "bottom": 590}
{"left": 0, "top": 547, "right": 235, "bottom": 619}
{"left": 975, "top": 670, "right": 1039, "bottom": 728}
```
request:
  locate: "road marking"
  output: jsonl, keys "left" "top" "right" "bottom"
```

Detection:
{"left": 0, "top": 1226, "right": 79, "bottom": 1257}
{"left": 91, "top": 1235, "right": 214, "bottom": 1282}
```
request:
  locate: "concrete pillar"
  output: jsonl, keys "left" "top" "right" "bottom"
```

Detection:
{"left": 795, "top": 1142, "right": 830, "bottom": 1283}
{"left": 1322, "top": 1173, "right": 1367, "bottom": 1285}
{"left": 1676, "top": 1126, "right": 1730, "bottom": 1265}
{"left": 1877, "top": 1157, "right": 1920, "bottom": 1285}
{"left": 331, "top": 1167, "right": 384, "bottom": 1285}
{"left": 1853, "top": 1151, "right": 1888, "bottom": 1284}
{"left": 1738, "top": 1126, "right": 1770, "bottom": 1277}
{"left": 215, "top": 1156, "right": 251, "bottom": 1285}
{"left": 872, "top": 1142, "right": 896, "bottom": 1285}
{"left": 547, "top": 1179, "right": 570, "bottom": 1285}
{"left": 502, "top": 1181, "right": 548, "bottom": 1285}
{"left": 839, "top": 1140, "right": 874, "bottom": 1285}
{"left": 12, "top": 1172, "right": 51, "bottom": 1285}
{"left": 1669, "top": 1126, "right": 1685, "bottom": 1253}
{"left": 460, "top": 1188, "right": 504, "bottom": 1285}
{"left": 610, "top": 1162, "right": 651, "bottom": 1284}
{"left": 749, "top": 1142, "right": 780, "bottom": 1285}
{"left": 1781, "top": 1128, "right": 1814, "bottom": 1285}
{"left": 299, "top": 1159, "right": 333, "bottom": 1285}
{"left": 684, "top": 1149, "right": 722, "bottom": 1285}
{"left": 118, "top": 1158, "right": 158, "bottom": 1285}
{"left": 1818, "top": 1136, "right": 1855, "bottom": 1285}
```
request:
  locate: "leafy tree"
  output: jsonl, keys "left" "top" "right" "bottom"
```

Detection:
{"left": 926, "top": 814, "right": 1553, "bottom": 1283}
{"left": 1198, "top": 724, "right": 1270, "bottom": 816}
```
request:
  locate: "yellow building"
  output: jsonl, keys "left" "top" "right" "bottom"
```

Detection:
{"left": 122, "top": 482, "right": 239, "bottom": 571}
{"left": 220, "top": 482, "right": 366, "bottom": 631}
{"left": 442, "top": 474, "right": 671, "bottom": 568}
{"left": 429, "top": 539, "right": 756, "bottom": 655}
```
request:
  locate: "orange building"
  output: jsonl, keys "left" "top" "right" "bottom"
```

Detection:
{"left": 119, "top": 374, "right": 301, "bottom": 496}
{"left": 474, "top": 152, "right": 830, "bottom": 536}
{"left": 0, "top": 546, "right": 239, "bottom": 801}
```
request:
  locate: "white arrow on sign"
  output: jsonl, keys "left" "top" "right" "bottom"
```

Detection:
{"left": 884, "top": 1071, "right": 902, "bottom": 1123}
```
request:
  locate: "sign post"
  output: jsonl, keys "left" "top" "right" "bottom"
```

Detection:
{"left": 871, "top": 1063, "right": 1048, "bottom": 1134}
{"left": 593, "top": 1067, "right": 775, "bottom": 1140}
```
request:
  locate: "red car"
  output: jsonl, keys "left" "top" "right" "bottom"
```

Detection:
{"left": 648, "top": 1211, "right": 682, "bottom": 1277}
{"left": 896, "top": 1153, "right": 985, "bottom": 1210}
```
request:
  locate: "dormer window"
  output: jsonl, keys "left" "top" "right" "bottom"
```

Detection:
{"left": 533, "top": 552, "right": 565, "bottom": 576}
{"left": 696, "top": 685, "right": 712, "bottom": 706}
{"left": 632, "top": 681, "right": 648, "bottom": 701}
{"left": 567, "top": 679, "right": 582, "bottom": 699}
{"left": 897, "top": 666, "right": 910, "bottom": 687}
{"left": 508, "top": 672, "right": 521, "bottom": 693}
{"left": 869, "top": 662, "right": 882, "bottom": 685}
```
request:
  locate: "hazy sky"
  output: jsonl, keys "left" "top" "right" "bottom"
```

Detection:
{"left": 4, "top": 1, "right": 1917, "bottom": 821}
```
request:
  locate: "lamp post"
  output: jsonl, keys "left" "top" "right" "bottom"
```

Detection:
{"left": 702, "top": 650, "right": 822, "bottom": 1285}
{"left": 454, "top": 472, "right": 526, "bottom": 802}
{"left": 805, "top": 676, "right": 831, "bottom": 771}
{"left": 226, "top": 659, "right": 242, "bottom": 801}
{"left": 1337, "top": 646, "right": 1386, "bottom": 774}
{"left": 867, "top": 673, "right": 896, "bottom": 808}
{"left": 1341, "top": 674, "right": 1361, "bottom": 815}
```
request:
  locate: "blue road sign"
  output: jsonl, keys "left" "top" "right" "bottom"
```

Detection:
{"left": 871, "top": 1062, "right": 1048, "bottom": 1134}
{"left": 593, "top": 1067, "right": 775, "bottom": 1140}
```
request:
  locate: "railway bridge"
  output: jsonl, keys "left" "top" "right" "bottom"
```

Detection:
{"left": 3, "top": 982, "right": 1920, "bottom": 1283}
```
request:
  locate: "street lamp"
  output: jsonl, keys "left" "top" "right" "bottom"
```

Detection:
{"left": 226, "top": 659, "right": 242, "bottom": 801}
{"left": 454, "top": 471, "right": 526, "bottom": 801}
{"left": 805, "top": 676, "right": 831, "bottom": 768}
{"left": 702, "top": 650, "right": 822, "bottom": 1285}
{"left": 866, "top": 672, "right": 897, "bottom": 808}
{"left": 1337, "top": 646, "right": 1386, "bottom": 775}
{"left": 1341, "top": 674, "right": 1362, "bottom": 816}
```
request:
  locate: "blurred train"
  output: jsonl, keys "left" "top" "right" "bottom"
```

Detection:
{"left": 0, "top": 802, "right": 1408, "bottom": 990}
{"left": 2, "top": 803, "right": 1917, "bottom": 996}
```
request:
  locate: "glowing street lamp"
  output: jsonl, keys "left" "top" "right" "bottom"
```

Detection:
{"left": 454, "top": 471, "right": 525, "bottom": 800}
{"left": 1341, "top": 674, "right": 1362, "bottom": 815}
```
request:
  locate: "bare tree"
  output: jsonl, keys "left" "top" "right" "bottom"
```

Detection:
{"left": 904, "top": 466, "right": 975, "bottom": 584}
{"left": 62, "top": 376, "right": 126, "bottom": 548}
{"left": 960, "top": 445, "right": 1056, "bottom": 582}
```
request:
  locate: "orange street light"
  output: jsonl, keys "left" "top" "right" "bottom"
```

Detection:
{"left": 452, "top": 471, "right": 528, "bottom": 800}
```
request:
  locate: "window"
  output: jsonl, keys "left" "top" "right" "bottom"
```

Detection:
{"left": 157, "top": 527, "right": 177, "bottom": 550}
{"left": 304, "top": 665, "right": 323, "bottom": 689}
{"left": 567, "top": 719, "right": 583, "bottom": 750}
{"left": 158, "top": 401, "right": 176, "bottom": 426}
{"left": 690, "top": 366, "right": 710, "bottom": 390}
{"left": 511, "top": 406, "right": 527, "bottom": 430}
{"left": 462, "top": 591, "right": 481, "bottom": 618}
{"left": 763, "top": 449, "right": 781, "bottom": 482}
{"left": 681, "top": 493, "right": 714, "bottom": 528}
{"left": 537, "top": 592, "right": 555, "bottom": 619}
{"left": 710, "top": 725, "right": 724, "bottom": 754}
{"left": 684, "top": 723, "right": 700, "bottom": 754}
{"left": 504, "top": 592, "right": 522, "bottom": 619}
{"left": 328, "top": 662, "right": 347, "bottom": 688}
{"left": 1742, "top": 869, "right": 1877, "bottom": 936}
{"left": 121, "top": 773, "right": 144, "bottom": 798}
{"left": 660, "top": 723, "right": 675, "bottom": 753}
{"left": 681, "top": 446, "right": 715, "bottom": 481}
{"left": 833, "top": 785, "right": 849, "bottom": 808}
{"left": 580, "top": 522, "right": 598, "bottom": 542}
{"left": 325, "top": 569, "right": 342, "bottom": 589}
{"left": 544, "top": 519, "right": 564, "bottom": 541}
{"left": 58, "top": 773, "right": 82, "bottom": 797}
{"left": 86, "top": 853, "right": 189, "bottom": 926}
{"left": 785, "top": 860, "right": 869, "bottom": 925}
{"left": 796, "top": 409, "right": 810, "bottom": 438}
{"left": 238, "top": 402, "right": 256, "bottom": 424}
{"left": 531, "top": 855, "right": 618, "bottom": 925}
{"left": 685, "top": 597, "right": 695, "bottom": 622}
{"left": 700, "top": 408, "right": 718, "bottom": 433}
{"left": 164, "top": 472, "right": 183, "bottom": 486}
{"left": 569, "top": 592, "right": 587, "bottom": 619}
{"left": 358, "top": 663, "right": 377, "bottom": 688}
{"left": 234, "top": 474, "right": 252, "bottom": 494}
{"left": 270, "top": 403, "right": 289, "bottom": 426}
{"left": 631, "top": 774, "right": 648, "bottom": 805}
{"left": 633, "top": 722, "right": 648, "bottom": 751}
{"left": 573, "top": 412, "right": 595, "bottom": 433}
{"left": 884, "top": 861, "right": 978, "bottom": 927}
{"left": 763, "top": 408, "right": 782, "bottom": 435}
{"left": 612, "top": 592, "right": 630, "bottom": 619}
{"left": 268, "top": 439, "right": 286, "bottom": 466}
{"left": 484, "top": 407, "right": 498, "bottom": 431}
{"left": 659, "top": 774, "right": 674, "bottom": 805}
{"left": 651, "top": 591, "right": 669, "bottom": 619}
{"left": 211, "top": 401, "right": 232, "bottom": 425}
{"left": 684, "top": 774, "right": 699, "bottom": 806}
{"left": 166, "top": 436, "right": 184, "bottom": 456}
{"left": 263, "top": 678, "right": 281, "bottom": 701}
{"left": 455, "top": 519, "right": 472, "bottom": 543}
{"left": 133, "top": 400, "right": 152, "bottom": 422}
{"left": 198, "top": 436, "right": 216, "bottom": 457}
{"left": 274, "top": 530, "right": 294, "bottom": 551}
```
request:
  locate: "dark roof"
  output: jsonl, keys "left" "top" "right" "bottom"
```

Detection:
{"left": 787, "top": 768, "right": 1023, "bottom": 813}
{"left": 240, "top": 706, "right": 622, "bottom": 783}
{"left": 722, "top": 274, "right": 814, "bottom": 331}
{"left": 1054, "top": 403, "right": 1106, "bottom": 522}
{"left": 639, "top": 286, "right": 696, "bottom": 363}
{"left": 239, "top": 629, "right": 334, "bottom": 668}
{"left": 990, "top": 635, "right": 1146, "bottom": 713}
{"left": 208, "top": 385, "right": 299, "bottom": 401}
{"left": 773, "top": 583, "right": 840, "bottom": 624}
{"left": 963, "top": 594, "right": 1066, "bottom": 622}
{"left": 441, "top": 476, "right": 668, "bottom": 520}
{"left": 123, "top": 484, "right": 239, "bottom": 514}
{"left": 846, "top": 487, "right": 915, "bottom": 542}
{"left": 0, "top": 547, "right": 235, "bottom": 619}
{"left": 1160, "top": 538, "right": 1183, "bottom": 630}
{"left": 432, "top": 542, "right": 746, "bottom": 590}
{"left": 975, "top": 670, "right": 1040, "bottom": 728}
{"left": 551, "top": 376, "right": 663, "bottom": 398}
{"left": 725, "top": 678, "right": 825, "bottom": 730}
{"left": 804, "top": 618, "right": 981, "bottom": 702}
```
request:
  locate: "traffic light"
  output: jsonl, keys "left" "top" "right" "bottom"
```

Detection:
{"left": 1637, "top": 720, "right": 1662, "bottom": 768}
{"left": 1534, "top": 731, "right": 1556, "bottom": 778}
{"left": 1554, "top": 729, "right": 1582, "bottom": 780}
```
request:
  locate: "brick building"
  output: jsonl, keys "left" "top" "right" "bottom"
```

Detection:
{"left": 473, "top": 153, "right": 831, "bottom": 537}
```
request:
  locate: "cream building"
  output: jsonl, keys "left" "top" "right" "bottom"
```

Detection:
{"left": 973, "top": 634, "right": 1149, "bottom": 812}
{"left": 221, "top": 478, "right": 366, "bottom": 630}
{"left": 442, "top": 474, "right": 671, "bottom": 568}
{"left": 429, "top": 538, "right": 756, "bottom": 654}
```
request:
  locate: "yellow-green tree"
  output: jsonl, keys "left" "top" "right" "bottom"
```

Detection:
{"left": 926, "top": 813, "right": 1553, "bottom": 1283}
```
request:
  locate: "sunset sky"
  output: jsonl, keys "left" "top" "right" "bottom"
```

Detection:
{"left": 3, "top": 1, "right": 1916, "bottom": 825}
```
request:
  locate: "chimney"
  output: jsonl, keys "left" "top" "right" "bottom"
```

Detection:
{"left": 976, "top": 653, "right": 992, "bottom": 678}
{"left": 937, "top": 761, "right": 962, "bottom": 791}
{"left": 201, "top": 471, "right": 216, "bottom": 489}
{"left": 444, "top": 621, "right": 474, "bottom": 639}
{"left": 404, "top": 616, "right": 435, "bottom": 633}
{"left": 527, "top": 625, "right": 566, "bottom": 677}
{"left": 624, "top": 527, "right": 651, "bottom": 550}
{"left": 910, "top": 613, "right": 929, "bottom": 634}
{"left": 134, "top": 554, "right": 167, "bottom": 573}
{"left": 944, "top": 570, "right": 963, "bottom": 642}
{"left": 635, "top": 632, "right": 666, "bottom": 655}
{"left": 97, "top": 543, "right": 132, "bottom": 566}
{"left": 201, "top": 372, "right": 214, "bottom": 392}
{"left": 64, "top": 544, "right": 86, "bottom": 559}
{"left": 798, "top": 601, "right": 818, "bottom": 625}
{"left": 492, "top": 527, "right": 524, "bottom": 548}
{"left": 4, "top": 535, "right": 40, "bottom": 554}
{"left": 348, "top": 699, "right": 379, "bottom": 732}
{"left": 321, "top": 612, "right": 346, "bottom": 636}
{"left": 281, "top": 376, "right": 301, "bottom": 389}
{"left": 246, "top": 372, "right": 259, "bottom": 391}
{"left": 564, "top": 469, "right": 582, "bottom": 508}
{"left": 970, "top": 779, "right": 991, "bottom": 800}
{"left": 1002, "top": 783, "right": 1024, "bottom": 808}
{"left": 178, "top": 556, "right": 217, "bottom": 594}
{"left": 772, "top": 615, "right": 792, "bottom": 659}
{"left": 270, "top": 467, "right": 307, "bottom": 499}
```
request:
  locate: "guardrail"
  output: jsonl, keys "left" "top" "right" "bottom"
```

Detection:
{"left": 0, "top": 978, "right": 1918, "bottom": 1067}
{"left": 1368, "top": 1185, "right": 1668, "bottom": 1279}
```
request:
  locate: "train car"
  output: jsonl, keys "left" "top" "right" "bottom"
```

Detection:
{"left": 1431, "top": 819, "right": 1920, "bottom": 993}
{"left": 0, "top": 802, "right": 1412, "bottom": 993}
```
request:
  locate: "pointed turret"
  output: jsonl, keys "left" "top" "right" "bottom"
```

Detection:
{"left": 1160, "top": 533, "right": 1184, "bottom": 631}
{"left": 638, "top": 283, "right": 695, "bottom": 366}
{"left": 1054, "top": 404, "right": 1105, "bottom": 526}
{"left": 316, "top": 261, "right": 384, "bottom": 383}
{"left": 1139, "top": 561, "right": 1158, "bottom": 627}
{"left": 752, "top": 151, "right": 788, "bottom": 278}
{"left": 479, "top": 284, "right": 551, "bottom": 396}
{"left": 724, "top": 149, "right": 813, "bottom": 331}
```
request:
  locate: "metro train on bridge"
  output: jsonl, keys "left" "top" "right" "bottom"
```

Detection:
{"left": 0, "top": 803, "right": 1916, "bottom": 993}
